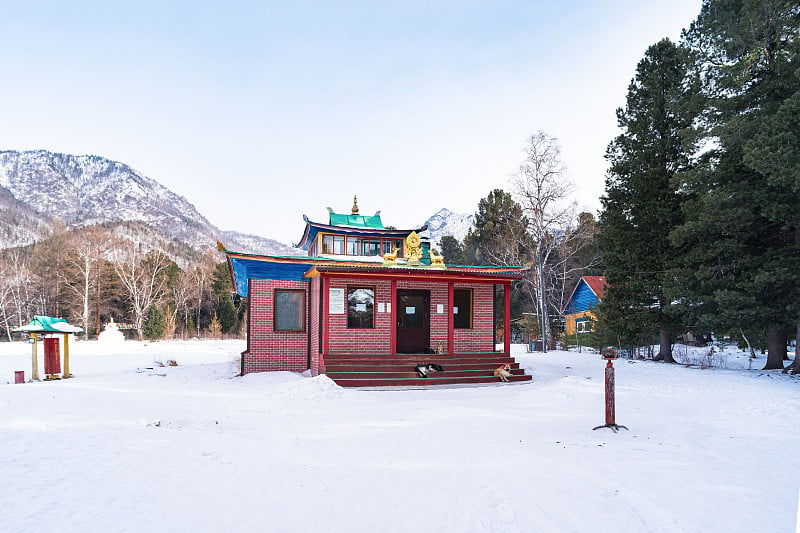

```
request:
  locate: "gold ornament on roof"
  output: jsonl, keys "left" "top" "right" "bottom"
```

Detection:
{"left": 429, "top": 248, "right": 446, "bottom": 268}
{"left": 351, "top": 195, "right": 359, "bottom": 215}
{"left": 406, "top": 231, "right": 423, "bottom": 266}
{"left": 382, "top": 247, "right": 399, "bottom": 266}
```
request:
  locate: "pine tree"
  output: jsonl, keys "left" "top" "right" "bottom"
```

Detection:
{"left": 600, "top": 38, "right": 697, "bottom": 362}
{"left": 464, "top": 189, "right": 531, "bottom": 267}
{"left": 212, "top": 262, "right": 238, "bottom": 334}
{"left": 142, "top": 305, "right": 165, "bottom": 341}
{"left": 439, "top": 236, "right": 469, "bottom": 265}
{"left": 678, "top": 0, "right": 800, "bottom": 370}
{"left": 208, "top": 312, "right": 222, "bottom": 339}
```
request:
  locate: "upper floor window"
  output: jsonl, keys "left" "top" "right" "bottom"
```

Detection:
{"left": 322, "top": 235, "right": 345, "bottom": 254}
{"left": 320, "top": 234, "right": 404, "bottom": 257}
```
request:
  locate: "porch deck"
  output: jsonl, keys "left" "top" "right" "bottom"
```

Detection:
{"left": 324, "top": 352, "right": 532, "bottom": 387}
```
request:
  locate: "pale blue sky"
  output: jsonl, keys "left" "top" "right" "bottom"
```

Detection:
{"left": 0, "top": 1, "right": 702, "bottom": 244}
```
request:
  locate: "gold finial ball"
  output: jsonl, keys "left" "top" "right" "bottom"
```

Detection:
{"left": 351, "top": 195, "right": 359, "bottom": 215}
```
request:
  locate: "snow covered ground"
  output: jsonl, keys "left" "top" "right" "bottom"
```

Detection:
{"left": 1, "top": 339, "right": 798, "bottom": 532}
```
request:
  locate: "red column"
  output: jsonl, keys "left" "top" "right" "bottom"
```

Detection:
{"left": 447, "top": 281, "right": 454, "bottom": 355}
{"left": 321, "top": 275, "right": 330, "bottom": 365}
{"left": 390, "top": 279, "right": 397, "bottom": 356}
{"left": 605, "top": 359, "right": 616, "bottom": 425}
{"left": 504, "top": 281, "right": 511, "bottom": 355}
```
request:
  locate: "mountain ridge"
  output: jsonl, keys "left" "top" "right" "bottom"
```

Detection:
{"left": 0, "top": 149, "right": 475, "bottom": 261}
{"left": 0, "top": 149, "right": 299, "bottom": 259}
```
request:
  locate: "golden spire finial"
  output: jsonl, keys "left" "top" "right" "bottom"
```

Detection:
{"left": 351, "top": 195, "right": 359, "bottom": 215}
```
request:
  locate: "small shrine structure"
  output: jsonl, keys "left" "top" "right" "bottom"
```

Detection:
{"left": 98, "top": 317, "right": 125, "bottom": 344}
{"left": 222, "top": 197, "right": 532, "bottom": 386}
{"left": 13, "top": 316, "right": 83, "bottom": 381}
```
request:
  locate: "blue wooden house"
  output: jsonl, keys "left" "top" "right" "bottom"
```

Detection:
{"left": 563, "top": 276, "right": 606, "bottom": 335}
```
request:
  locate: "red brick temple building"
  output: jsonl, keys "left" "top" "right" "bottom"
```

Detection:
{"left": 222, "top": 198, "right": 532, "bottom": 386}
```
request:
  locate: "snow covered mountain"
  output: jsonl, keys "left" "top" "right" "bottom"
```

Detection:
{"left": 0, "top": 150, "right": 299, "bottom": 258}
{"left": 420, "top": 208, "right": 475, "bottom": 250}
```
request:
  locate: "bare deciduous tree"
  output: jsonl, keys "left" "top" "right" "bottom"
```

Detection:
{"left": 60, "top": 227, "right": 110, "bottom": 339}
{"left": 111, "top": 238, "right": 171, "bottom": 341}
{"left": 511, "top": 131, "right": 576, "bottom": 351}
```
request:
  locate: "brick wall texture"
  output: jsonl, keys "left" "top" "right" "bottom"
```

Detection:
{"left": 243, "top": 275, "right": 500, "bottom": 374}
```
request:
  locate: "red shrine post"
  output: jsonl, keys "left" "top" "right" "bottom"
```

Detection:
{"left": 593, "top": 347, "right": 628, "bottom": 432}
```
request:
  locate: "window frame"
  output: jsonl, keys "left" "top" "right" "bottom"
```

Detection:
{"left": 453, "top": 288, "right": 473, "bottom": 329}
{"left": 322, "top": 234, "right": 334, "bottom": 254}
{"left": 346, "top": 236, "right": 359, "bottom": 255}
{"left": 347, "top": 285, "right": 376, "bottom": 329}
{"left": 273, "top": 289, "right": 306, "bottom": 332}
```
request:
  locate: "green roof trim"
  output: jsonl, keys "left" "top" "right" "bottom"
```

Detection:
{"left": 329, "top": 213, "right": 384, "bottom": 229}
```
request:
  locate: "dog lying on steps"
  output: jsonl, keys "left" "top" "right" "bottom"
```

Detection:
{"left": 415, "top": 363, "right": 444, "bottom": 378}
{"left": 494, "top": 364, "right": 512, "bottom": 382}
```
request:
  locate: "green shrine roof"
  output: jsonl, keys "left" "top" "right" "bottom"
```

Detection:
{"left": 12, "top": 315, "right": 83, "bottom": 333}
{"left": 328, "top": 212, "right": 384, "bottom": 229}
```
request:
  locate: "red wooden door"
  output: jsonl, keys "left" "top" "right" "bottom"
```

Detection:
{"left": 396, "top": 289, "right": 430, "bottom": 353}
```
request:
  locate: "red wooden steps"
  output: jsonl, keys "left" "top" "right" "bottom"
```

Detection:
{"left": 323, "top": 352, "right": 532, "bottom": 388}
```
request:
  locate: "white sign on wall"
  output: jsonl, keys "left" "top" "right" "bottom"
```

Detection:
{"left": 378, "top": 302, "right": 385, "bottom": 313}
{"left": 436, "top": 304, "right": 444, "bottom": 314}
{"left": 329, "top": 288, "right": 345, "bottom": 314}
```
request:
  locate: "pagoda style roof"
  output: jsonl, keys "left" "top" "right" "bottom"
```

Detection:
{"left": 329, "top": 212, "right": 384, "bottom": 229}
{"left": 295, "top": 216, "right": 426, "bottom": 251}
{"left": 12, "top": 315, "right": 83, "bottom": 334}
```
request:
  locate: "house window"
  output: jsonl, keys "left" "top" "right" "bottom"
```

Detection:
{"left": 322, "top": 234, "right": 334, "bottom": 254}
{"left": 348, "top": 286, "right": 374, "bottom": 328}
{"left": 453, "top": 289, "right": 472, "bottom": 329}
{"left": 382, "top": 239, "right": 403, "bottom": 257}
{"left": 274, "top": 289, "right": 305, "bottom": 331}
{"left": 576, "top": 319, "right": 591, "bottom": 333}
{"left": 362, "top": 239, "right": 381, "bottom": 256}
{"left": 322, "top": 235, "right": 345, "bottom": 254}
{"left": 346, "top": 237, "right": 359, "bottom": 255}
{"left": 333, "top": 236, "right": 344, "bottom": 254}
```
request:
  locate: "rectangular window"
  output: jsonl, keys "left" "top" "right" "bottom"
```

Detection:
{"left": 453, "top": 289, "right": 472, "bottom": 329}
{"left": 576, "top": 319, "right": 590, "bottom": 333}
{"left": 348, "top": 286, "right": 374, "bottom": 328}
{"left": 362, "top": 239, "right": 380, "bottom": 256}
{"left": 346, "top": 237, "right": 359, "bottom": 255}
{"left": 382, "top": 240, "right": 393, "bottom": 255}
{"left": 322, "top": 235, "right": 345, "bottom": 254}
{"left": 333, "top": 235, "right": 345, "bottom": 254}
{"left": 395, "top": 240, "right": 404, "bottom": 257}
{"left": 322, "top": 234, "right": 334, "bottom": 254}
{"left": 274, "top": 289, "right": 305, "bottom": 331}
